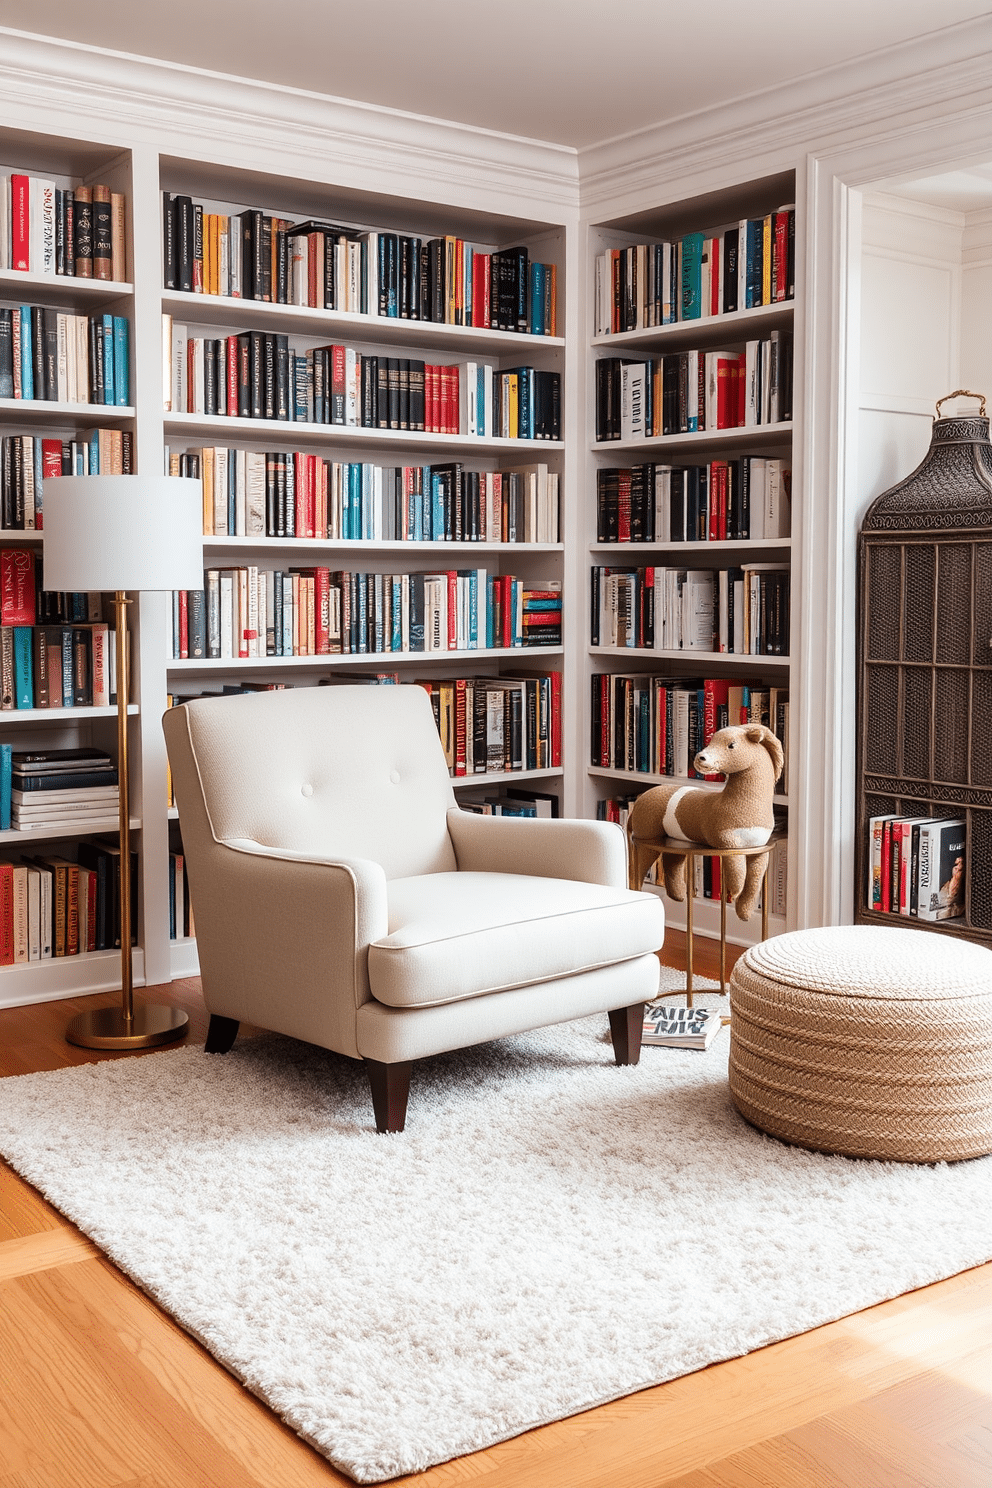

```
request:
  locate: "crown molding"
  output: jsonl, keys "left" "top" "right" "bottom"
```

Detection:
{"left": 577, "top": 16, "right": 992, "bottom": 218}
{"left": 0, "top": 28, "right": 580, "bottom": 220}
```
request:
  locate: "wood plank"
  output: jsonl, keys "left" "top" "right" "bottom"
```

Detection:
{"left": 0, "top": 1161, "right": 67, "bottom": 1242}
{"left": 0, "top": 1229, "right": 98, "bottom": 1284}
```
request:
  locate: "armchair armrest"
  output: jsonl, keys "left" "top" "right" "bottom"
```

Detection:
{"left": 193, "top": 838, "right": 389, "bottom": 1058}
{"left": 446, "top": 809, "right": 627, "bottom": 888}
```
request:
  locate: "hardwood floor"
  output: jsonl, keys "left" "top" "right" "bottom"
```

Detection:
{"left": 1, "top": 939, "right": 990, "bottom": 1488}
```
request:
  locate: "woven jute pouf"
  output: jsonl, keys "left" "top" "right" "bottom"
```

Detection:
{"left": 728, "top": 924, "right": 992, "bottom": 1162}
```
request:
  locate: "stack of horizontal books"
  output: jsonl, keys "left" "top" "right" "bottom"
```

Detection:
{"left": 11, "top": 748, "right": 119, "bottom": 831}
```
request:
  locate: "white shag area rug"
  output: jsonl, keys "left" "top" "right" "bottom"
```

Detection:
{"left": 1, "top": 973, "right": 991, "bottom": 1483}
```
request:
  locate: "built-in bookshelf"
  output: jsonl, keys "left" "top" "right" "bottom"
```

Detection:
{"left": 584, "top": 172, "right": 798, "bottom": 943}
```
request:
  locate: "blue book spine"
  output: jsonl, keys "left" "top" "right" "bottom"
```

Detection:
{"left": 468, "top": 570, "right": 478, "bottom": 648}
{"left": 349, "top": 463, "right": 361, "bottom": 541}
{"left": 19, "top": 307, "right": 33, "bottom": 399}
{"left": 419, "top": 466, "right": 431, "bottom": 541}
{"left": 485, "top": 576, "right": 494, "bottom": 650}
{"left": 362, "top": 463, "right": 373, "bottom": 542}
{"left": 530, "top": 262, "right": 545, "bottom": 336}
{"left": 431, "top": 472, "right": 443, "bottom": 542}
{"left": 513, "top": 580, "right": 523, "bottom": 646}
{"left": 273, "top": 570, "right": 283, "bottom": 656}
{"left": 102, "top": 315, "right": 115, "bottom": 405}
{"left": 33, "top": 439, "right": 44, "bottom": 527}
{"left": 745, "top": 219, "right": 763, "bottom": 309}
{"left": 113, "top": 316, "right": 129, "bottom": 406}
{"left": 356, "top": 572, "right": 369, "bottom": 653}
{"left": 88, "top": 431, "right": 100, "bottom": 472}
{"left": 680, "top": 233, "right": 703, "bottom": 321}
{"left": 13, "top": 627, "right": 32, "bottom": 709}
{"left": 391, "top": 577, "right": 402, "bottom": 650}
{"left": 0, "top": 744, "right": 10, "bottom": 829}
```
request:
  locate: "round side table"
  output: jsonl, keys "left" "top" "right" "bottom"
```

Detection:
{"left": 628, "top": 830, "right": 785, "bottom": 1007}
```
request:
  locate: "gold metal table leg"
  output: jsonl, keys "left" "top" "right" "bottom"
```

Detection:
{"left": 685, "top": 849, "right": 694, "bottom": 1009}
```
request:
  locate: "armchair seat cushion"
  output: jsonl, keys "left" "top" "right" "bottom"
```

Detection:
{"left": 368, "top": 871, "right": 664, "bottom": 1009}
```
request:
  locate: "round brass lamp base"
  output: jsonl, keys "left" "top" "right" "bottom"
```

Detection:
{"left": 66, "top": 1004, "right": 189, "bottom": 1050}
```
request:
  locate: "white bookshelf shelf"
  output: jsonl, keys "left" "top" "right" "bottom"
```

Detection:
{"left": 202, "top": 537, "right": 565, "bottom": 554}
{"left": 162, "top": 290, "right": 564, "bottom": 355}
{"left": 164, "top": 411, "right": 562, "bottom": 454}
{"left": 452, "top": 767, "right": 561, "bottom": 789}
{"left": 591, "top": 422, "right": 792, "bottom": 457}
{"left": 589, "top": 646, "right": 790, "bottom": 668}
{"left": 591, "top": 300, "right": 794, "bottom": 352}
{"left": 0, "top": 398, "right": 135, "bottom": 422}
{"left": 0, "top": 705, "right": 139, "bottom": 723}
{"left": 589, "top": 539, "right": 791, "bottom": 555}
{"left": 0, "top": 815, "right": 141, "bottom": 844}
{"left": 0, "top": 269, "right": 133, "bottom": 304}
{"left": 167, "top": 645, "right": 564, "bottom": 672}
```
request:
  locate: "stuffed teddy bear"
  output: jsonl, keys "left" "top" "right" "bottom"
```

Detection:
{"left": 628, "top": 723, "right": 784, "bottom": 921}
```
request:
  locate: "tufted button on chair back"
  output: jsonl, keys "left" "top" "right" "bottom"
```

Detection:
{"left": 178, "top": 684, "right": 458, "bottom": 879}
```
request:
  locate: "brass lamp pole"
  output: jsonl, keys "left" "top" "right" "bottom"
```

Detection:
{"left": 42, "top": 477, "right": 203, "bottom": 1050}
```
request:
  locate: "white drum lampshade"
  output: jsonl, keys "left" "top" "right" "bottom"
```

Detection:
{"left": 41, "top": 476, "right": 203, "bottom": 592}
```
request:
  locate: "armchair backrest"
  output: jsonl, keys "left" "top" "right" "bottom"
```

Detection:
{"left": 163, "top": 684, "right": 458, "bottom": 879}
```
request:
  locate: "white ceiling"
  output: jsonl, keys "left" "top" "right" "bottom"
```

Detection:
{"left": 1, "top": 1, "right": 991, "bottom": 150}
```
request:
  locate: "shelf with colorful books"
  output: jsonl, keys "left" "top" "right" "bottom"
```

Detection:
{"left": 585, "top": 171, "right": 799, "bottom": 939}
{"left": 204, "top": 538, "right": 565, "bottom": 554}
{"left": 164, "top": 413, "right": 561, "bottom": 455}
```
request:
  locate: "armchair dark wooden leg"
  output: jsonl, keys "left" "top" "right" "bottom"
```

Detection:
{"left": 609, "top": 1004, "right": 644, "bottom": 1066}
{"left": 366, "top": 1059, "right": 413, "bottom": 1133}
{"left": 204, "top": 1015, "right": 240, "bottom": 1053}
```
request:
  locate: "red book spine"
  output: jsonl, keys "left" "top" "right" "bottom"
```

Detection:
{"left": 226, "top": 336, "right": 239, "bottom": 415}
{"left": 718, "top": 464, "right": 728, "bottom": 540}
{"left": 315, "top": 458, "right": 328, "bottom": 539}
{"left": 41, "top": 439, "right": 63, "bottom": 480}
{"left": 306, "top": 454, "right": 317, "bottom": 539}
{"left": 454, "top": 677, "right": 467, "bottom": 775}
{"left": 87, "top": 871, "right": 98, "bottom": 953}
{"left": 501, "top": 576, "right": 512, "bottom": 649}
{"left": 880, "top": 822, "right": 893, "bottom": 912}
{"left": 308, "top": 233, "right": 320, "bottom": 309}
{"left": 0, "top": 548, "right": 36, "bottom": 626}
{"left": 472, "top": 253, "right": 491, "bottom": 328}
{"left": 657, "top": 684, "right": 667, "bottom": 774}
{"left": 446, "top": 570, "right": 457, "bottom": 649}
{"left": 450, "top": 366, "right": 460, "bottom": 434}
{"left": 774, "top": 212, "right": 790, "bottom": 302}
{"left": 716, "top": 356, "right": 735, "bottom": 429}
{"left": 294, "top": 453, "right": 306, "bottom": 537}
{"left": 552, "top": 669, "right": 563, "bottom": 768}
{"left": 315, "top": 566, "right": 330, "bottom": 655}
{"left": 702, "top": 677, "right": 729, "bottom": 780}
{"left": 331, "top": 344, "right": 346, "bottom": 422}
{"left": 617, "top": 470, "right": 631, "bottom": 542}
{"left": 11, "top": 176, "right": 29, "bottom": 272}
{"left": 178, "top": 589, "right": 189, "bottom": 658}
{"left": 186, "top": 338, "right": 195, "bottom": 413}
{"left": 0, "top": 864, "right": 12, "bottom": 965}
{"left": 708, "top": 465, "right": 719, "bottom": 542}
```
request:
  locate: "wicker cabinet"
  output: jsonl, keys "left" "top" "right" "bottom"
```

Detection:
{"left": 856, "top": 406, "right": 992, "bottom": 943}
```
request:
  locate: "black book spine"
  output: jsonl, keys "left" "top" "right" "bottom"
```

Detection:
{"left": 192, "top": 204, "right": 203, "bottom": 292}
{"left": 238, "top": 210, "right": 255, "bottom": 300}
{"left": 723, "top": 228, "right": 738, "bottom": 314}
{"left": 92, "top": 193, "right": 112, "bottom": 278}
{"left": 418, "top": 241, "right": 430, "bottom": 320}
{"left": 0, "top": 309, "right": 12, "bottom": 399}
{"left": 74, "top": 191, "right": 93, "bottom": 278}
{"left": 275, "top": 452, "right": 286, "bottom": 537}
{"left": 72, "top": 628, "right": 91, "bottom": 706}
{"left": 248, "top": 330, "right": 264, "bottom": 420}
{"left": 237, "top": 334, "right": 250, "bottom": 418}
{"left": 8, "top": 439, "right": 21, "bottom": 529}
{"left": 590, "top": 565, "right": 601, "bottom": 646}
{"left": 361, "top": 355, "right": 377, "bottom": 427}
{"left": 409, "top": 359, "right": 425, "bottom": 432}
{"left": 275, "top": 335, "right": 289, "bottom": 420}
{"left": 399, "top": 236, "right": 411, "bottom": 318}
{"left": 259, "top": 216, "right": 272, "bottom": 302}
{"left": 177, "top": 197, "right": 194, "bottom": 293}
{"left": 55, "top": 190, "right": 66, "bottom": 277}
{"left": 429, "top": 239, "right": 444, "bottom": 322}
{"left": 312, "top": 348, "right": 326, "bottom": 425}
{"left": 30, "top": 307, "right": 45, "bottom": 401}
{"left": 203, "top": 339, "right": 218, "bottom": 416}
{"left": 163, "top": 194, "right": 177, "bottom": 290}
{"left": 377, "top": 233, "right": 389, "bottom": 317}
{"left": 398, "top": 359, "right": 409, "bottom": 431}
{"left": 376, "top": 358, "right": 389, "bottom": 428}
{"left": 387, "top": 358, "right": 400, "bottom": 430}
{"left": 263, "top": 334, "right": 276, "bottom": 420}
{"left": 275, "top": 227, "right": 289, "bottom": 305}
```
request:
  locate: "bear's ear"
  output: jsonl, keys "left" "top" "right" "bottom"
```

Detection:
{"left": 744, "top": 724, "right": 763, "bottom": 743}
{"left": 761, "top": 727, "right": 785, "bottom": 781}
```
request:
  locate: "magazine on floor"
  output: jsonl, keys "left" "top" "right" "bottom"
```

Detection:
{"left": 642, "top": 1002, "right": 724, "bottom": 1049}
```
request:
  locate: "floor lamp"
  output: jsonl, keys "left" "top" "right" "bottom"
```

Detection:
{"left": 43, "top": 475, "right": 203, "bottom": 1050}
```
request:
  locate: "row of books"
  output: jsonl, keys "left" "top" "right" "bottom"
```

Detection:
{"left": 165, "top": 322, "right": 561, "bottom": 439}
{"left": 3, "top": 747, "right": 119, "bottom": 832}
{"left": 417, "top": 672, "right": 561, "bottom": 776}
{"left": 162, "top": 197, "right": 557, "bottom": 334}
{"left": 867, "top": 813, "right": 966, "bottom": 922}
{"left": 0, "top": 838, "right": 136, "bottom": 959}
{"left": 596, "top": 459, "right": 791, "bottom": 544}
{"left": 167, "top": 447, "right": 560, "bottom": 544}
{"left": 170, "top": 570, "right": 562, "bottom": 658}
{"left": 459, "top": 787, "right": 560, "bottom": 818}
{"left": 595, "top": 334, "right": 792, "bottom": 441}
{"left": 1, "top": 176, "right": 127, "bottom": 280}
{"left": 1, "top": 430, "right": 133, "bottom": 530}
{"left": 593, "top": 207, "right": 796, "bottom": 335}
{"left": 591, "top": 674, "right": 788, "bottom": 785}
{"left": 168, "top": 850, "right": 193, "bottom": 940}
{"left": 0, "top": 306, "right": 130, "bottom": 406}
{"left": 0, "top": 623, "right": 117, "bottom": 711}
{"left": 591, "top": 564, "right": 790, "bottom": 656}
{"left": 601, "top": 788, "right": 789, "bottom": 917}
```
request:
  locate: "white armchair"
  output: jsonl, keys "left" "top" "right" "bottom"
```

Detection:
{"left": 162, "top": 685, "right": 665, "bottom": 1130}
